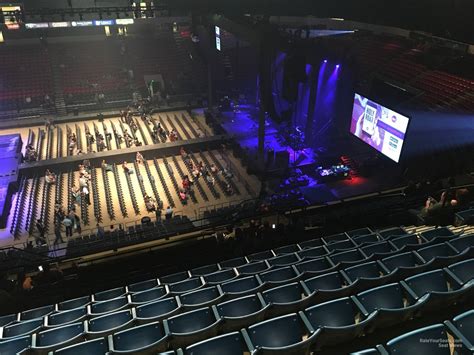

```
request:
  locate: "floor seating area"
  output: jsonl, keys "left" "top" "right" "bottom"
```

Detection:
{"left": 1, "top": 224, "right": 473, "bottom": 354}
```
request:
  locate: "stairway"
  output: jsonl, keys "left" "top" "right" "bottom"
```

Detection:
{"left": 48, "top": 48, "right": 67, "bottom": 116}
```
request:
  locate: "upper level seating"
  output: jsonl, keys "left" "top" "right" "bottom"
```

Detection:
{"left": 1, "top": 224, "right": 473, "bottom": 354}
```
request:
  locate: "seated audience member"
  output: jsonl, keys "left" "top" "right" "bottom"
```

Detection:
{"left": 225, "top": 183, "right": 233, "bottom": 195}
{"left": 71, "top": 185, "right": 81, "bottom": 204}
{"left": 45, "top": 169, "right": 56, "bottom": 185}
{"left": 206, "top": 174, "right": 215, "bottom": 185}
{"left": 453, "top": 188, "right": 471, "bottom": 209}
{"left": 182, "top": 176, "right": 191, "bottom": 191}
{"left": 136, "top": 152, "right": 145, "bottom": 165}
{"left": 165, "top": 206, "right": 173, "bottom": 220}
{"left": 101, "top": 160, "right": 113, "bottom": 172}
{"left": 179, "top": 189, "right": 187, "bottom": 202}
{"left": 96, "top": 224, "right": 105, "bottom": 238}
{"left": 210, "top": 163, "right": 218, "bottom": 174}
{"left": 134, "top": 138, "right": 142, "bottom": 147}
{"left": 145, "top": 195, "right": 156, "bottom": 212}
{"left": 122, "top": 161, "right": 133, "bottom": 174}
{"left": 180, "top": 147, "right": 189, "bottom": 161}
{"left": 420, "top": 190, "right": 456, "bottom": 225}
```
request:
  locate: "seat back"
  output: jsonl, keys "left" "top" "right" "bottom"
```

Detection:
{"left": 166, "top": 307, "right": 215, "bottom": 334}
{"left": 385, "top": 324, "right": 451, "bottom": 355}
{"left": 36, "top": 322, "right": 83, "bottom": 347}
{"left": 90, "top": 296, "right": 128, "bottom": 314}
{"left": 191, "top": 264, "right": 220, "bottom": 276}
{"left": 54, "top": 337, "right": 108, "bottom": 354}
{"left": 128, "top": 279, "right": 159, "bottom": 293}
{"left": 180, "top": 286, "right": 220, "bottom": 306}
{"left": 236, "top": 261, "right": 269, "bottom": 275}
{"left": 112, "top": 322, "right": 166, "bottom": 351}
{"left": 344, "top": 261, "right": 385, "bottom": 282}
{"left": 361, "top": 241, "right": 396, "bottom": 256}
{"left": 48, "top": 307, "right": 86, "bottom": 326}
{"left": 404, "top": 269, "right": 450, "bottom": 297}
{"left": 160, "top": 271, "right": 190, "bottom": 284}
{"left": 216, "top": 294, "right": 263, "bottom": 318}
{"left": 304, "top": 271, "right": 345, "bottom": 292}
{"left": 58, "top": 296, "right": 90, "bottom": 311}
{"left": 204, "top": 269, "right": 237, "bottom": 284}
{"left": 184, "top": 331, "right": 246, "bottom": 355}
{"left": 21, "top": 304, "right": 54, "bottom": 320}
{"left": 3, "top": 318, "right": 43, "bottom": 338}
{"left": 262, "top": 282, "right": 306, "bottom": 304}
{"left": 448, "top": 235, "right": 474, "bottom": 253}
{"left": 94, "top": 287, "right": 125, "bottom": 301}
{"left": 89, "top": 309, "right": 133, "bottom": 332}
{"left": 135, "top": 297, "right": 180, "bottom": 320}
{"left": 390, "top": 234, "right": 422, "bottom": 249}
{"left": 448, "top": 259, "right": 474, "bottom": 284}
{"left": 219, "top": 257, "right": 247, "bottom": 269}
{"left": 452, "top": 309, "right": 474, "bottom": 345}
{"left": 417, "top": 243, "right": 457, "bottom": 262}
{"left": 295, "top": 258, "right": 333, "bottom": 274}
{"left": 130, "top": 286, "right": 167, "bottom": 304}
{"left": 381, "top": 252, "right": 421, "bottom": 271}
{"left": 0, "top": 335, "right": 30, "bottom": 354}
{"left": 356, "top": 283, "right": 405, "bottom": 312}
{"left": 248, "top": 313, "right": 306, "bottom": 349}
{"left": 297, "top": 246, "right": 329, "bottom": 259}
{"left": 168, "top": 278, "right": 203, "bottom": 294}
{"left": 259, "top": 266, "right": 297, "bottom": 283}
{"left": 330, "top": 250, "right": 365, "bottom": 264}
{"left": 304, "top": 297, "right": 357, "bottom": 327}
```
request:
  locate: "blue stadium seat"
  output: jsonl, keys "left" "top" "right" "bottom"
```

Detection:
{"left": 20, "top": 304, "right": 55, "bottom": 321}
{"left": 89, "top": 296, "right": 129, "bottom": 316}
{"left": 352, "top": 233, "right": 381, "bottom": 246}
{"left": 298, "top": 238, "right": 324, "bottom": 249}
{"left": 54, "top": 337, "right": 108, "bottom": 354}
{"left": 213, "top": 294, "right": 269, "bottom": 333}
{"left": 181, "top": 331, "right": 250, "bottom": 355}
{"left": 383, "top": 324, "right": 457, "bottom": 355}
{"left": 130, "top": 286, "right": 168, "bottom": 305}
{"left": 93, "top": 287, "right": 126, "bottom": 302}
{"left": 360, "top": 241, "right": 399, "bottom": 258}
{"left": 220, "top": 275, "right": 265, "bottom": 298}
{"left": 296, "top": 245, "right": 330, "bottom": 260}
{"left": 266, "top": 253, "right": 300, "bottom": 267}
{"left": 322, "top": 233, "right": 348, "bottom": 245}
{"left": 87, "top": 309, "right": 134, "bottom": 338}
{"left": 168, "top": 278, "right": 204, "bottom": 295}
{"left": 448, "top": 235, "right": 474, "bottom": 253}
{"left": 0, "top": 314, "right": 16, "bottom": 327}
{"left": 302, "top": 271, "right": 355, "bottom": 303}
{"left": 242, "top": 313, "right": 319, "bottom": 354}
{"left": 108, "top": 321, "right": 168, "bottom": 353}
{"left": 57, "top": 296, "right": 90, "bottom": 311}
{"left": 420, "top": 227, "right": 455, "bottom": 242}
{"left": 346, "top": 228, "right": 373, "bottom": 237}
{"left": 47, "top": 307, "right": 87, "bottom": 327}
{"left": 257, "top": 266, "right": 301, "bottom": 287}
{"left": 179, "top": 286, "right": 225, "bottom": 310}
{"left": 236, "top": 261, "right": 271, "bottom": 276}
{"left": 163, "top": 307, "right": 222, "bottom": 349}
{"left": 128, "top": 279, "right": 159, "bottom": 293}
{"left": 0, "top": 335, "right": 31, "bottom": 354}
{"left": 273, "top": 244, "right": 301, "bottom": 255}
{"left": 329, "top": 249, "right": 367, "bottom": 266}
{"left": 341, "top": 260, "right": 397, "bottom": 288}
{"left": 190, "top": 264, "right": 220, "bottom": 277}
{"left": 135, "top": 297, "right": 182, "bottom": 323}
{"left": 31, "top": 322, "right": 84, "bottom": 353}
{"left": 446, "top": 258, "right": 474, "bottom": 285}
{"left": 294, "top": 257, "right": 337, "bottom": 278}
{"left": 160, "top": 271, "right": 191, "bottom": 285}
{"left": 301, "top": 296, "right": 377, "bottom": 347}
{"left": 325, "top": 239, "right": 356, "bottom": 252}
{"left": 444, "top": 309, "right": 474, "bottom": 352}
{"left": 203, "top": 269, "right": 238, "bottom": 285}
{"left": 352, "top": 282, "right": 426, "bottom": 329}
{"left": 218, "top": 257, "right": 248, "bottom": 269}
{"left": 389, "top": 234, "right": 425, "bottom": 250}
{"left": 416, "top": 242, "right": 464, "bottom": 267}
{"left": 377, "top": 227, "right": 407, "bottom": 239}
{"left": 247, "top": 250, "right": 275, "bottom": 262}
{"left": 1, "top": 318, "right": 43, "bottom": 338}
{"left": 262, "top": 282, "right": 314, "bottom": 318}
{"left": 381, "top": 251, "right": 429, "bottom": 279}
{"left": 402, "top": 269, "right": 471, "bottom": 309}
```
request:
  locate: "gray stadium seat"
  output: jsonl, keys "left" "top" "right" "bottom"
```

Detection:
{"left": 108, "top": 321, "right": 168, "bottom": 353}
{"left": 130, "top": 286, "right": 168, "bottom": 305}
{"left": 163, "top": 307, "right": 222, "bottom": 349}
{"left": 135, "top": 297, "right": 182, "bottom": 323}
{"left": 448, "top": 235, "right": 474, "bottom": 253}
{"left": 168, "top": 277, "right": 204, "bottom": 295}
{"left": 0, "top": 335, "right": 31, "bottom": 354}
{"left": 203, "top": 269, "right": 238, "bottom": 285}
{"left": 127, "top": 279, "right": 159, "bottom": 293}
{"left": 446, "top": 258, "right": 474, "bottom": 285}
{"left": 180, "top": 331, "right": 249, "bottom": 355}
{"left": 329, "top": 249, "right": 367, "bottom": 266}
{"left": 383, "top": 324, "right": 456, "bottom": 355}
{"left": 20, "top": 304, "right": 55, "bottom": 321}
{"left": 444, "top": 309, "right": 474, "bottom": 352}
{"left": 381, "top": 251, "right": 429, "bottom": 279}
{"left": 31, "top": 322, "right": 84, "bottom": 353}
{"left": 89, "top": 296, "right": 129, "bottom": 316}
{"left": 47, "top": 307, "right": 87, "bottom": 327}
{"left": 416, "top": 242, "right": 465, "bottom": 267}
{"left": 302, "top": 271, "right": 355, "bottom": 302}
{"left": 360, "top": 241, "right": 399, "bottom": 258}
{"left": 294, "top": 257, "right": 337, "bottom": 278}
{"left": 213, "top": 294, "right": 269, "bottom": 333}
{"left": 262, "top": 282, "right": 314, "bottom": 318}
{"left": 2, "top": 318, "right": 43, "bottom": 338}
{"left": 0, "top": 314, "right": 16, "bottom": 327}
{"left": 257, "top": 266, "right": 301, "bottom": 287}
{"left": 352, "top": 282, "right": 427, "bottom": 329}
{"left": 179, "top": 286, "right": 225, "bottom": 310}
{"left": 93, "top": 287, "right": 126, "bottom": 302}
{"left": 342, "top": 260, "right": 397, "bottom": 289}
{"left": 220, "top": 275, "right": 265, "bottom": 298}
{"left": 242, "top": 313, "right": 319, "bottom": 355}
{"left": 57, "top": 296, "right": 90, "bottom": 311}
{"left": 86, "top": 309, "right": 134, "bottom": 338}
{"left": 54, "top": 337, "right": 108, "bottom": 355}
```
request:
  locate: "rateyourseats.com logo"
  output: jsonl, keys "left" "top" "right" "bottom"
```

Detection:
{"left": 420, "top": 338, "right": 463, "bottom": 348}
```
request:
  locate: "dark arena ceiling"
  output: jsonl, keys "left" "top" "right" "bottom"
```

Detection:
{"left": 17, "top": 0, "right": 474, "bottom": 44}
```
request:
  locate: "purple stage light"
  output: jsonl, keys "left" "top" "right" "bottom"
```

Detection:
{"left": 336, "top": 64, "right": 340, "bottom": 68}
{"left": 323, "top": 59, "right": 327, "bottom": 63}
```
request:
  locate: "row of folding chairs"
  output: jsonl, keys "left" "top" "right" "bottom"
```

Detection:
{"left": 2, "top": 260, "right": 471, "bottom": 355}
{"left": 353, "top": 308, "right": 474, "bottom": 355}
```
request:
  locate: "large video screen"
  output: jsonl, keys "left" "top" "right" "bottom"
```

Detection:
{"left": 350, "top": 94, "right": 410, "bottom": 163}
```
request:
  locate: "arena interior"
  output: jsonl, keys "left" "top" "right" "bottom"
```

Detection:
{"left": 0, "top": 0, "right": 473, "bottom": 354}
